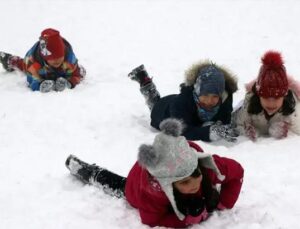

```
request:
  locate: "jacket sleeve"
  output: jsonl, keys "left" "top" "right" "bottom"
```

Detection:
{"left": 212, "top": 155, "right": 244, "bottom": 209}
{"left": 136, "top": 190, "right": 189, "bottom": 228}
{"left": 168, "top": 95, "right": 212, "bottom": 141}
{"left": 232, "top": 93, "right": 253, "bottom": 135}
{"left": 140, "top": 207, "right": 207, "bottom": 228}
{"left": 63, "top": 45, "right": 83, "bottom": 88}
{"left": 25, "top": 63, "right": 43, "bottom": 91}
{"left": 68, "top": 65, "right": 82, "bottom": 88}
{"left": 22, "top": 42, "right": 44, "bottom": 91}
{"left": 289, "top": 96, "right": 300, "bottom": 135}
{"left": 217, "top": 93, "right": 234, "bottom": 124}
{"left": 139, "top": 209, "right": 189, "bottom": 228}
{"left": 183, "top": 125, "right": 211, "bottom": 142}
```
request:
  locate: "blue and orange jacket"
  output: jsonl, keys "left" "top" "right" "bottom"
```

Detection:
{"left": 24, "top": 39, "right": 83, "bottom": 91}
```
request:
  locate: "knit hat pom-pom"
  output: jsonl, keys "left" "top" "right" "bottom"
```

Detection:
{"left": 262, "top": 51, "right": 284, "bottom": 68}
{"left": 159, "top": 118, "right": 184, "bottom": 137}
{"left": 138, "top": 144, "right": 159, "bottom": 168}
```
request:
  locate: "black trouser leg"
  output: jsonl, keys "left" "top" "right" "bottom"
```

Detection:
{"left": 140, "top": 82, "right": 161, "bottom": 110}
{"left": 92, "top": 168, "right": 127, "bottom": 198}
{"left": 66, "top": 155, "right": 126, "bottom": 198}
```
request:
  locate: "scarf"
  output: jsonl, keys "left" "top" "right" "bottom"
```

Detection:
{"left": 193, "top": 91, "right": 220, "bottom": 122}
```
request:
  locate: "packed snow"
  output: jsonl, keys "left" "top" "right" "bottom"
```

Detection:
{"left": 1, "top": 0, "right": 300, "bottom": 228}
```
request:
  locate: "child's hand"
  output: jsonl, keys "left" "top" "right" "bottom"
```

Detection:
{"left": 40, "top": 80, "right": 55, "bottom": 93}
{"left": 269, "top": 121, "right": 289, "bottom": 139}
{"left": 209, "top": 121, "right": 238, "bottom": 142}
{"left": 217, "top": 202, "right": 227, "bottom": 210}
{"left": 244, "top": 122, "right": 257, "bottom": 141}
{"left": 55, "top": 77, "right": 72, "bottom": 92}
{"left": 185, "top": 208, "right": 209, "bottom": 225}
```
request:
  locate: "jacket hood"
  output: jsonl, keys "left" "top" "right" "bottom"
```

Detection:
{"left": 184, "top": 60, "right": 238, "bottom": 94}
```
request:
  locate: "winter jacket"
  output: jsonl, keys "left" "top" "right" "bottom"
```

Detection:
{"left": 150, "top": 62, "right": 238, "bottom": 141}
{"left": 232, "top": 77, "right": 300, "bottom": 137}
{"left": 24, "top": 39, "right": 82, "bottom": 91}
{"left": 125, "top": 141, "right": 244, "bottom": 228}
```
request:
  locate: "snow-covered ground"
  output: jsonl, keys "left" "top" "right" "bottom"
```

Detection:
{"left": 1, "top": 0, "right": 300, "bottom": 228}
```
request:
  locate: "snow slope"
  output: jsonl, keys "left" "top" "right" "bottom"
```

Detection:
{"left": 1, "top": 0, "right": 300, "bottom": 228}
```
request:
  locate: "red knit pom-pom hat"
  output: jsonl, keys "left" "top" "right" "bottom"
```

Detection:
{"left": 39, "top": 28, "right": 65, "bottom": 60}
{"left": 256, "top": 51, "right": 288, "bottom": 98}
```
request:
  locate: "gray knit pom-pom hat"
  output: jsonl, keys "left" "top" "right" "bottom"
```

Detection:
{"left": 138, "top": 118, "right": 224, "bottom": 220}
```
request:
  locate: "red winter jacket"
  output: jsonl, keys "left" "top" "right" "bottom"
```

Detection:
{"left": 125, "top": 141, "right": 244, "bottom": 228}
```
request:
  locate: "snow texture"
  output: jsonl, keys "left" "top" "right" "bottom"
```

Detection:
{"left": 1, "top": 0, "right": 300, "bottom": 228}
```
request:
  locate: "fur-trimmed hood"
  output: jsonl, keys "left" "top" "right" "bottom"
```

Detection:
{"left": 184, "top": 60, "right": 238, "bottom": 94}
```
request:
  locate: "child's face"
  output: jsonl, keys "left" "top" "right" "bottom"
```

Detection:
{"left": 47, "top": 56, "right": 64, "bottom": 68}
{"left": 198, "top": 94, "right": 220, "bottom": 110}
{"left": 173, "top": 175, "right": 202, "bottom": 194}
{"left": 260, "top": 96, "right": 284, "bottom": 115}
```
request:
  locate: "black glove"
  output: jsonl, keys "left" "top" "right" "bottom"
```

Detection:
{"left": 210, "top": 121, "right": 239, "bottom": 142}
{"left": 205, "top": 188, "right": 220, "bottom": 213}
{"left": 174, "top": 190, "right": 206, "bottom": 217}
{"left": 55, "top": 77, "right": 72, "bottom": 92}
{"left": 40, "top": 80, "right": 55, "bottom": 93}
{"left": 186, "top": 196, "right": 206, "bottom": 217}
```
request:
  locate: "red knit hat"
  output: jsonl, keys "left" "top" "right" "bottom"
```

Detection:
{"left": 256, "top": 51, "right": 288, "bottom": 98}
{"left": 39, "top": 28, "right": 65, "bottom": 60}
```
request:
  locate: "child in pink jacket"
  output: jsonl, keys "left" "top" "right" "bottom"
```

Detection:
{"left": 232, "top": 51, "right": 300, "bottom": 140}
{"left": 66, "top": 118, "right": 244, "bottom": 228}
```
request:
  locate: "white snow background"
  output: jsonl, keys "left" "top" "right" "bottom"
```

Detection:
{"left": 1, "top": 0, "right": 300, "bottom": 228}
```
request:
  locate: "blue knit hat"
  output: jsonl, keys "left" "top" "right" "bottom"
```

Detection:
{"left": 194, "top": 65, "right": 225, "bottom": 97}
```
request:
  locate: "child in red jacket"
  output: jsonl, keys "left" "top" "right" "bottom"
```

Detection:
{"left": 0, "top": 28, "right": 85, "bottom": 92}
{"left": 65, "top": 118, "right": 244, "bottom": 228}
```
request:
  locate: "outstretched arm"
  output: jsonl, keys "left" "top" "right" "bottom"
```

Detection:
{"left": 63, "top": 46, "right": 84, "bottom": 88}
{"left": 212, "top": 155, "right": 244, "bottom": 209}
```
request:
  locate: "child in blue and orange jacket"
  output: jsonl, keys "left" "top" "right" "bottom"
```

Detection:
{"left": 0, "top": 28, "right": 85, "bottom": 92}
{"left": 65, "top": 118, "right": 244, "bottom": 228}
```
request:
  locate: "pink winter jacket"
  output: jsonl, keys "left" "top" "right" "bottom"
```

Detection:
{"left": 233, "top": 76, "right": 300, "bottom": 137}
{"left": 125, "top": 141, "right": 244, "bottom": 228}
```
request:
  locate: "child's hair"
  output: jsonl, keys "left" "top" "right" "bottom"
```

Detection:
{"left": 190, "top": 167, "right": 202, "bottom": 178}
{"left": 248, "top": 83, "right": 296, "bottom": 116}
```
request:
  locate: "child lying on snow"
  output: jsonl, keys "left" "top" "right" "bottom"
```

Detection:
{"left": 232, "top": 51, "right": 300, "bottom": 141}
{"left": 127, "top": 61, "right": 239, "bottom": 143}
{"left": 65, "top": 118, "right": 244, "bottom": 228}
{"left": 0, "top": 28, "right": 85, "bottom": 92}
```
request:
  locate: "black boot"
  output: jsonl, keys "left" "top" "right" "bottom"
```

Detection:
{"left": 0, "top": 52, "right": 14, "bottom": 72}
{"left": 128, "top": 64, "right": 152, "bottom": 86}
{"left": 65, "top": 155, "right": 101, "bottom": 183}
